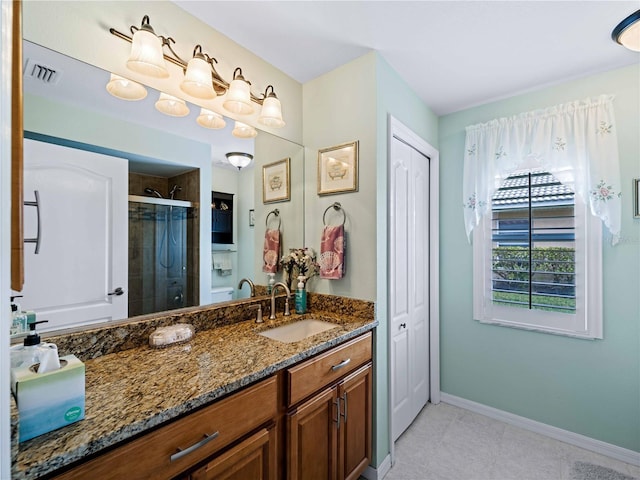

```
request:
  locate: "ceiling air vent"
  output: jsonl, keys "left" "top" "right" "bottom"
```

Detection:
{"left": 24, "top": 58, "right": 62, "bottom": 85}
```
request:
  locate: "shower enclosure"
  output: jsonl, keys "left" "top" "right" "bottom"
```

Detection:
{"left": 128, "top": 195, "right": 196, "bottom": 316}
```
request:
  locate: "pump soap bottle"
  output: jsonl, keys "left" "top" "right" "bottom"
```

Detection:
{"left": 10, "top": 295, "right": 27, "bottom": 335}
{"left": 295, "top": 276, "right": 307, "bottom": 314}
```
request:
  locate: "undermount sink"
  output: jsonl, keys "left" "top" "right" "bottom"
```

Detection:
{"left": 258, "top": 319, "right": 339, "bottom": 343}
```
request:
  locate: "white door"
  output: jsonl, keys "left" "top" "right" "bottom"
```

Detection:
{"left": 390, "top": 134, "right": 430, "bottom": 441}
{"left": 20, "top": 139, "right": 128, "bottom": 332}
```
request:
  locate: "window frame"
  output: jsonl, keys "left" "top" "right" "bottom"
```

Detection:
{"left": 472, "top": 172, "right": 603, "bottom": 339}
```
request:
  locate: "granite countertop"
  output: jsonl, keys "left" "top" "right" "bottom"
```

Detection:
{"left": 11, "top": 311, "right": 377, "bottom": 480}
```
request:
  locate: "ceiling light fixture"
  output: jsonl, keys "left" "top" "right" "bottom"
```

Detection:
{"left": 155, "top": 92, "right": 190, "bottom": 117}
{"left": 106, "top": 73, "right": 147, "bottom": 101}
{"left": 232, "top": 121, "right": 258, "bottom": 139}
{"left": 109, "top": 15, "right": 286, "bottom": 131}
{"left": 226, "top": 152, "right": 253, "bottom": 170}
{"left": 197, "top": 108, "right": 226, "bottom": 129}
{"left": 612, "top": 9, "right": 640, "bottom": 52}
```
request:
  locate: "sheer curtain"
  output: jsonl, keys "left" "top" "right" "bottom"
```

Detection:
{"left": 463, "top": 94, "right": 622, "bottom": 245}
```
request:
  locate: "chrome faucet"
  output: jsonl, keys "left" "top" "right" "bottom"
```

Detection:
{"left": 269, "top": 282, "right": 291, "bottom": 320}
{"left": 238, "top": 278, "right": 256, "bottom": 297}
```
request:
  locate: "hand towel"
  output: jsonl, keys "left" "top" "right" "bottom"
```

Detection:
{"left": 319, "top": 225, "right": 345, "bottom": 279}
{"left": 262, "top": 228, "right": 280, "bottom": 273}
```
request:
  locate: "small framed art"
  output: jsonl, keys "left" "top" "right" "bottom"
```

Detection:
{"left": 318, "top": 141, "right": 359, "bottom": 195}
{"left": 263, "top": 157, "right": 290, "bottom": 204}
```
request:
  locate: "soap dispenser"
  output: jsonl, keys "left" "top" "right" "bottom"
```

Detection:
{"left": 267, "top": 273, "right": 276, "bottom": 294}
{"left": 11, "top": 320, "right": 50, "bottom": 369}
{"left": 295, "top": 276, "right": 307, "bottom": 314}
{"left": 10, "top": 295, "right": 27, "bottom": 335}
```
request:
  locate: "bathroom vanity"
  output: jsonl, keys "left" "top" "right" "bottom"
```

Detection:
{"left": 10, "top": 296, "right": 376, "bottom": 480}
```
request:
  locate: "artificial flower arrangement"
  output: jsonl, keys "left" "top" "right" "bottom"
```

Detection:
{"left": 280, "top": 247, "right": 319, "bottom": 289}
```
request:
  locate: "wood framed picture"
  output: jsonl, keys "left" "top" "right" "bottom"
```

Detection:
{"left": 262, "top": 158, "right": 290, "bottom": 204}
{"left": 634, "top": 178, "right": 640, "bottom": 219}
{"left": 318, "top": 141, "right": 359, "bottom": 195}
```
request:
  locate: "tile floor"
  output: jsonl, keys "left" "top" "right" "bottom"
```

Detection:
{"left": 384, "top": 402, "right": 639, "bottom": 480}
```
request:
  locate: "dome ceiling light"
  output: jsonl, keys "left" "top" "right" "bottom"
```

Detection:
{"left": 612, "top": 9, "right": 640, "bottom": 52}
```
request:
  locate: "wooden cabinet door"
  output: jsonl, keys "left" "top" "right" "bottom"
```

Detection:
{"left": 338, "top": 363, "right": 372, "bottom": 480}
{"left": 287, "top": 387, "right": 338, "bottom": 480}
{"left": 189, "top": 427, "right": 276, "bottom": 480}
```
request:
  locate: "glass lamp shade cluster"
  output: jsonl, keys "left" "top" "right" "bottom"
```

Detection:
{"left": 106, "top": 15, "right": 285, "bottom": 142}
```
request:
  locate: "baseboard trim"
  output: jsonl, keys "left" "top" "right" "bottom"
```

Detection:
{"left": 362, "top": 454, "right": 391, "bottom": 480}
{"left": 440, "top": 393, "right": 640, "bottom": 467}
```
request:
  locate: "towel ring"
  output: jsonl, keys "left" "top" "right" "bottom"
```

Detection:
{"left": 266, "top": 209, "right": 281, "bottom": 229}
{"left": 323, "top": 202, "right": 346, "bottom": 226}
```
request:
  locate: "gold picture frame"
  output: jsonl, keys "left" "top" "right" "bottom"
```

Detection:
{"left": 262, "top": 158, "right": 291, "bottom": 204}
{"left": 318, "top": 141, "right": 359, "bottom": 195}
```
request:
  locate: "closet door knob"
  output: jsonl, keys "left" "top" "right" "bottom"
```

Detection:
{"left": 400, "top": 323, "right": 407, "bottom": 329}
{"left": 108, "top": 287, "right": 124, "bottom": 296}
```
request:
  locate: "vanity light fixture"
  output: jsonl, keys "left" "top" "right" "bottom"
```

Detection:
{"left": 180, "top": 45, "right": 216, "bottom": 99}
{"left": 612, "top": 9, "right": 640, "bottom": 52}
{"left": 125, "top": 15, "right": 169, "bottom": 78}
{"left": 109, "top": 15, "right": 286, "bottom": 125}
{"left": 197, "top": 108, "right": 226, "bottom": 129}
{"left": 155, "top": 92, "right": 190, "bottom": 117}
{"left": 232, "top": 121, "right": 258, "bottom": 139}
{"left": 226, "top": 152, "right": 254, "bottom": 170}
{"left": 223, "top": 68, "right": 254, "bottom": 115}
{"left": 258, "top": 85, "right": 285, "bottom": 128}
{"left": 106, "top": 73, "right": 148, "bottom": 101}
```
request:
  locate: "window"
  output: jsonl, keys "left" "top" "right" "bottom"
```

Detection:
{"left": 473, "top": 169, "right": 603, "bottom": 339}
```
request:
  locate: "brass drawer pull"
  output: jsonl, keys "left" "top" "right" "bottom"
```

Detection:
{"left": 170, "top": 431, "right": 219, "bottom": 462}
{"left": 331, "top": 358, "right": 351, "bottom": 371}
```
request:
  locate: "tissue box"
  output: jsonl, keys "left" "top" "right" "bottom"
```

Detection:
{"left": 11, "top": 355, "right": 85, "bottom": 442}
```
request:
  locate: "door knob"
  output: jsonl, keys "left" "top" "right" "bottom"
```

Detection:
{"left": 400, "top": 323, "right": 407, "bottom": 329}
{"left": 108, "top": 287, "right": 124, "bottom": 296}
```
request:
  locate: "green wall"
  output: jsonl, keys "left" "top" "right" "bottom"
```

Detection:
{"left": 438, "top": 64, "right": 640, "bottom": 452}
{"left": 303, "top": 51, "right": 440, "bottom": 468}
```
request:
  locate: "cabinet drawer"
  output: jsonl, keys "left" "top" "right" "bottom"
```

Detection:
{"left": 54, "top": 376, "right": 277, "bottom": 480}
{"left": 288, "top": 332, "right": 372, "bottom": 406}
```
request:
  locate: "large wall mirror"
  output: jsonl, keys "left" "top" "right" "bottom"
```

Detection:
{"left": 16, "top": 38, "right": 304, "bottom": 334}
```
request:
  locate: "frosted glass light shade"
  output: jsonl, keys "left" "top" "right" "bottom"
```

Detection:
{"left": 126, "top": 28, "right": 169, "bottom": 78}
{"left": 226, "top": 152, "right": 253, "bottom": 170}
{"left": 232, "top": 121, "right": 257, "bottom": 139}
{"left": 180, "top": 56, "right": 216, "bottom": 99}
{"left": 258, "top": 95, "right": 285, "bottom": 128}
{"left": 612, "top": 10, "right": 640, "bottom": 51}
{"left": 197, "top": 108, "right": 226, "bottom": 129}
{"left": 106, "top": 73, "right": 147, "bottom": 101}
{"left": 223, "top": 78, "right": 254, "bottom": 115}
{"left": 155, "top": 93, "right": 190, "bottom": 117}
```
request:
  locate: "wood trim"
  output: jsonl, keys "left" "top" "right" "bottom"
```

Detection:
{"left": 10, "top": 0, "right": 23, "bottom": 291}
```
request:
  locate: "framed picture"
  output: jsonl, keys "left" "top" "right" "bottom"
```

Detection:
{"left": 249, "top": 209, "right": 255, "bottom": 227}
{"left": 318, "top": 141, "right": 359, "bottom": 195}
{"left": 634, "top": 178, "right": 640, "bottom": 219}
{"left": 263, "top": 158, "right": 290, "bottom": 204}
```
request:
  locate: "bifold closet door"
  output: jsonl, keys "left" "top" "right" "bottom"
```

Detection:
{"left": 389, "top": 135, "right": 430, "bottom": 441}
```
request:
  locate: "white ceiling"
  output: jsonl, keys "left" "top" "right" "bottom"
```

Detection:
{"left": 174, "top": 0, "right": 640, "bottom": 116}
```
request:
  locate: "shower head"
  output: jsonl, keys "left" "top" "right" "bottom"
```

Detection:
{"left": 169, "top": 184, "right": 182, "bottom": 200}
{"left": 144, "top": 187, "right": 163, "bottom": 198}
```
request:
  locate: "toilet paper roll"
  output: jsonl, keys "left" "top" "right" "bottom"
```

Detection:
{"left": 37, "top": 343, "right": 61, "bottom": 374}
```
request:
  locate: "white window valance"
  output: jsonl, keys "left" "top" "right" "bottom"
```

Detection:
{"left": 463, "top": 94, "right": 622, "bottom": 245}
